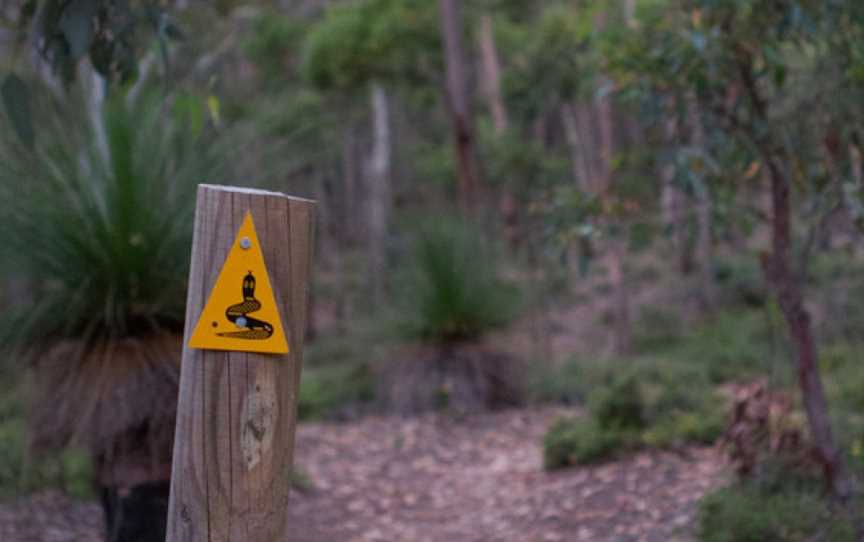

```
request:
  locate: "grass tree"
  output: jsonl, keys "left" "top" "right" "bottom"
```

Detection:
{"left": 0, "top": 86, "right": 226, "bottom": 541}
{"left": 386, "top": 219, "right": 522, "bottom": 412}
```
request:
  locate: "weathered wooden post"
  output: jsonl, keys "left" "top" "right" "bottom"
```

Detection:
{"left": 166, "top": 185, "right": 315, "bottom": 541}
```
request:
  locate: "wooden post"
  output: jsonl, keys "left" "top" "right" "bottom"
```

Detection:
{"left": 166, "top": 185, "right": 315, "bottom": 541}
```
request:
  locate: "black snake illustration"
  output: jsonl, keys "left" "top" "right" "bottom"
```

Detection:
{"left": 216, "top": 271, "right": 274, "bottom": 340}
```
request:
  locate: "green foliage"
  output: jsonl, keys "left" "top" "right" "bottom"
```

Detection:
{"left": 396, "top": 219, "right": 520, "bottom": 343}
{"left": 0, "top": 377, "right": 93, "bottom": 499}
{"left": 11, "top": 1, "right": 182, "bottom": 87}
{"left": 632, "top": 305, "right": 685, "bottom": 352}
{"left": 298, "top": 363, "right": 376, "bottom": 421}
{"left": 1, "top": 74, "right": 34, "bottom": 148}
{"left": 666, "top": 310, "right": 778, "bottom": 384}
{"left": 242, "top": 11, "right": 306, "bottom": 87}
{"left": 542, "top": 357, "right": 724, "bottom": 469}
{"left": 0, "top": 90, "right": 228, "bottom": 350}
{"left": 543, "top": 417, "right": 632, "bottom": 469}
{"left": 302, "top": 0, "right": 439, "bottom": 90}
{"left": 698, "top": 482, "right": 857, "bottom": 542}
{"left": 713, "top": 256, "right": 768, "bottom": 308}
{"left": 589, "top": 375, "right": 647, "bottom": 431}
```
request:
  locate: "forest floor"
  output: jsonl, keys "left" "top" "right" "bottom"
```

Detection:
{"left": 0, "top": 407, "right": 726, "bottom": 542}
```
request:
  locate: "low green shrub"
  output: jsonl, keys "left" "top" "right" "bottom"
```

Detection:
{"left": 698, "top": 482, "right": 857, "bottom": 542}
{"left": 713, "top": 256, "right": 768, "bottom": 308}
{"left": 542, "top": 361, "right": 724, "bottom": 469}
{"left": 0, "top": 417, "right": 94, "bottom": 499}
{"left": 298, "top": 363, "right": 376, "bottom": 420}
{"left": 668, "top": 310, "right": 777, "bottom": 383}
{"left": 589, "top": 375, "right": 647, "bottom": 431}
{"left": 543, "top": 417, "right": 634, "bottom": 469}
{"left": 632, "top": 306, "right": 685, "bottom": 352}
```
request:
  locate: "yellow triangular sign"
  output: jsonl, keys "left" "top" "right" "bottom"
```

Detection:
{"left": 188, "top": 211, "right": 289, "bottom": 354}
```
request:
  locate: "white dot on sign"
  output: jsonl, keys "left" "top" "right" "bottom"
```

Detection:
{"left": 240, "top": 237, "right": 252, "bottom": 249}
{"left": 236, "top": 317, "right": 248, "bottom": 328}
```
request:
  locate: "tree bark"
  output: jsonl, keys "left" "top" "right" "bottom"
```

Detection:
{"left": 365, "top": 82, "right": 392, "bottom": 306}
{"left": 761, "top": 155, "right": 852, "bottom": 501}
{"left": 593, "top": 74, "right": 630, "bottom": 353}
{"left": 561, "top": 101, "right": 593, "bottom": 188}
{"left": 439, "top": 0, "right": 482, "bottom": 214}
{"left": 735, "top": 51, "right": 851, "bottom": 499}
{"left": 659, "top": 96, "right": 684, "bottom": 266}
{"left": 478, "top": 13, "right": 508, "bottom": 134}
{"left": 687, "top": 96, "right": 715, "bottom": 309}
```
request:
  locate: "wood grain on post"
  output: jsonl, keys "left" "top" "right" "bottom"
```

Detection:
{"left": 166, "top": 185, "right": 315, "bottom": 541}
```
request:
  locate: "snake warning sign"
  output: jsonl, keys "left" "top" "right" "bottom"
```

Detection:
{"left": 188, "top": 211, "right": 289, "bottom": 354}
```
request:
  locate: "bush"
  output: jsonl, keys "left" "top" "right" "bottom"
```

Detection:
{"left": 542, "top": 361, "right": 725, "bottom": 469}
{"left": 668, "top": 310, "right": 778, "bottom": 384}
{"left": 527, "top": 357, "right": 615, "bottom": 405}
{"left": 396, "top": 219, "right": 520, "bottom": 343}
{"left": 0, "top": 411, "right": 93, "bottom": 499}
{"left": 698, "top": 483, "right": 857, "bottom": 542}
{"left": 632, "top": 306, "right": 685, "bottom": 352}
{"left": 713, "top": 256, "right": 768, "bottom": 308}
{"left": 543, "top": 417, "right": 633, "bottom": 469}
{"left": 298, "top": 363, "right": 375, "bottom": 420}
{"left": 589, "top": 375, "right": 647, "bottom": 431}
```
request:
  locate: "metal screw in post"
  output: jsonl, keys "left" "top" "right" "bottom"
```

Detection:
{"left": 240, "top": 237, "right": 251, "bottom": 250}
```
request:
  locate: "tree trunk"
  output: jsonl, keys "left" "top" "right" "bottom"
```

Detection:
{"left": 659, "top": 96, "right": 683, "bottom": 261}
{"left": 438, "top": 0, "right": 482, "bottom": 214}
{"left": 593, "top": 75, "right": 631, "bottom": 353}
{"left": 365, "top": 82, "right": 392, "bottom": 306}
{"left": 478, "top": 13, "right": 508, "bottom": 134}
{"left": 762, "top": 155, "right": 852, "bottom": 501}
{"left": 687, "top": 96, "right": 715, "bottom": 309}
{"left": 735, "top": 51, "right": 851, "bottom": 500}
{"left": 561, "top": 101, "right": 592, "bottom": 189}
{"left": 595, "top": 82, "right": 614, "bottom": 194}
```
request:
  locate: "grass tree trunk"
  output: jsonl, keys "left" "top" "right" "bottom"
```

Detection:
{"left": 439, "top": 0, "right": 482, "bottom": 214}
{"left": 366, "top": 82, "right": 391, "bottom": 306}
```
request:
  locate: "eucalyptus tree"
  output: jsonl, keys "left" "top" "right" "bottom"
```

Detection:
{"left": 626, "top": 0, "right": 864, "bottom": 501}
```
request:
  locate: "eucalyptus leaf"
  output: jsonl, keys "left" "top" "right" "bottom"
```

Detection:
{"left": 1, "top": 74, "right": 35, "bottom": 149}
{"left": 58, "top": 0, "right": 99, "bottom": 60}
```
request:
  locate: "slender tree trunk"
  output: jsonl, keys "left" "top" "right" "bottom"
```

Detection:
{"left": 593, "top": 73, "right": 631, "bottom": 353}
{"left": 365, "top": 82, "right": 391, "bottom": 306}
{"left": 608, "top": 240, "right": 631, "bottom": 354}
{"left": 478, "top": 13, "right": 508, "bottom": 134}
{"left": 736, "top": 52, "right": 852, "bottom": 499}
{"left": 659, "top": 96, "right": 682, "bottom": 258}
{"left": 596, "top": 82, "right": 614, "bottom": 194}
{"left": 439, "top": 0, "right": 482, "bottom": 214}
{"left": 561, "top": 101, "right": 592, "bottom": 188}
{"left": 761, "top": 155, "right": 852, "bottom": 501}
{"left": 687, "top": 96, "right": 715, "bottom": 309}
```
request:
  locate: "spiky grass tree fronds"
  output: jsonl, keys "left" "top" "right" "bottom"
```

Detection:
{"left": 0, "top": 86, "right": 228, "bottom": 462}
{"left": 383, "top": 219, "right": 524, "bottom": 413}
{"left": 399, "top": 218, "right": 521, "bottom": 343}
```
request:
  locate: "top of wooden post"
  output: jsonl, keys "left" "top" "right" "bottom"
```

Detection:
{"left": 198, "top": 184, "right": 316, "bottom": 203}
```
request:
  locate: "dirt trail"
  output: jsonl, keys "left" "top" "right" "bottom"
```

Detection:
{"left": 0, "top": 408, "right": 725, "bottom": 542}
{"left": 288, "top": 408, "right": 724, "bottom": 542}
